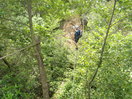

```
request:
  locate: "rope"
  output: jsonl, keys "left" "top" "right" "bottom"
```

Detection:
{"left": 71, "top": 14, "right": 85, "bottom": 98}
{"left": 72, "top": 48, "right": 78, "bottom": 99}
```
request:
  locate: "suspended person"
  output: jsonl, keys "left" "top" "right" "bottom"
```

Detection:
{"left": 73, "top": 25, "right": 82, "bottom": 50}
{"left": 73, "top": 25, "right": 82, "bottom": 43}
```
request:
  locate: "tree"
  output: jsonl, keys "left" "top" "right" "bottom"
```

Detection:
{"left": 26, "top": 0, "right": 49, "bottom": 98}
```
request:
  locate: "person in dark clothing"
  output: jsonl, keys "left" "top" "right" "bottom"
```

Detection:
{"left": 74, "top": 27, "right": 82, "bottom": 43}
{"left": 72, "top": 25, "right": 82, "bottom": 50}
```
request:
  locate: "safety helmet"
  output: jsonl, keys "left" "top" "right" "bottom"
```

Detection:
{"left": 73, "top": 25, "right": 79, "bottom": 30}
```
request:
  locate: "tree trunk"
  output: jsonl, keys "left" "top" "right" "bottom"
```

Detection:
{"left": 27, "top": 0, "right": 49, "bottom": 99}
{"left": 34, "top": 37, "right": 50, "bottom": 99}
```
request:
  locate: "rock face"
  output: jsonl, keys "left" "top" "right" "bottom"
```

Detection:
{"left": 62, "top": 15, "right": 83, "bottom": 49}
{"left": 63, "top": 15, "right": 83, "bottom": 40}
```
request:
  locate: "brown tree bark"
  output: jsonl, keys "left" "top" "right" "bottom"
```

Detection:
{"left": 27, "top": 0, "right": 49, "bottom": 99}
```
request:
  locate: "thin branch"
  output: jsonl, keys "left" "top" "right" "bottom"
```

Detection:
{"left": 88, "top": 0, "right": 117, "bottom": 99}
{"left": 110, "top": 16, "right": 128, "bottom": 27}
{"left": 0, "top": 42, "right": 40, "bottom": 60}
{"left": 0, "top": 27, "right": 23, "bottom": 33}
{"left": 1, "top": 17, "right": 28, "bottom": 26}
{"left": 0, "top": 54, "right": 11, "bottom": 69}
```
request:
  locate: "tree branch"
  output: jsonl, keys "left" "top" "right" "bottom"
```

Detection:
{"left": 1, "top": 17, "right": 28, "bottom": 26}
{"left": 0, "top": 27, "right": 23, "bottom": 33}
{"left": 88, "top": 0, "right": 117, "bottom": 99}
{"left": 110, "top": 16, "right": 128, "bottom": 27}
{"left": 0, "top": 42, "right": 40, "bottom": 60}
{"left": 0, "top": 54, "right": 11, "bottom": 69}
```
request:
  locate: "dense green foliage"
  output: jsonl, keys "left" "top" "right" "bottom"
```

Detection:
{"left": 0, "top": 0, "right": 131, "bottom": 99}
